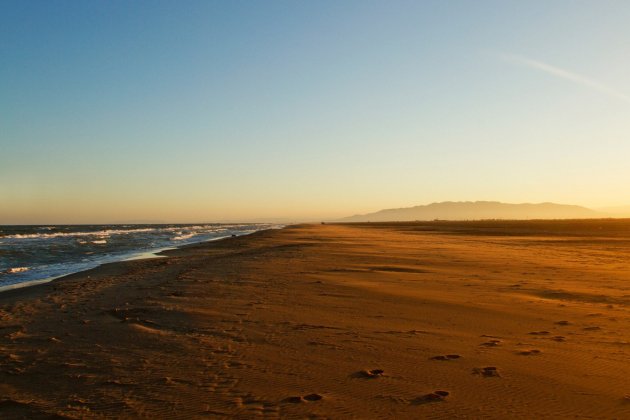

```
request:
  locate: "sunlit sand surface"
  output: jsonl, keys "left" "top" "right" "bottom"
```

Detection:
{"left": 1, "top": 221, "right": 629, "bottom": 418}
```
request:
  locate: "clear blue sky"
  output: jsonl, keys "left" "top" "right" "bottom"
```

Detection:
{"left": 2, "top": 1, "right": 629, "bottom": 223}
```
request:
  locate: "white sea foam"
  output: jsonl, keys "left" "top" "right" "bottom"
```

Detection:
{"left": 162, "top": 225, "right": 219, "bottom": 233}
{"left": 2, "top": 228, "right": 155, "bottom": 239}
{"left": 91, "top": 240, "right": 107, "bottom": 244}
{"left": 172, "top": 232, "right": 198, "bottom": 241}
{"left": 0, "top": 225, "right": 236, "bottom": 240}
{"left": 6, "top": 267, "right": 30, "bottom": 274}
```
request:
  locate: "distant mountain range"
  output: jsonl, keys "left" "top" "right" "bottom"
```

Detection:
{"left": 338, "top": 201, "right": 604, "bottom": 222}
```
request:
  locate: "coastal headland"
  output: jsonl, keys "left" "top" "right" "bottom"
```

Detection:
{"left": 1, "top": 221, "right": 629, "bottom": 418}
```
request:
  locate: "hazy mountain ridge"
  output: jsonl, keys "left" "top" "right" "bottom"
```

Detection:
{"left": 339, "top": 201, "right": 603, "bottom": 222}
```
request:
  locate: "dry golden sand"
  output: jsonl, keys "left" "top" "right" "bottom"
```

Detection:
{"left": 1, "top": 221, "right": 629, "bottom": 419}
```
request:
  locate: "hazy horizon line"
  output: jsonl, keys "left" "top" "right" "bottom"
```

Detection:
{"left": 4, "top": 200, "right": 630, "bottom": 225}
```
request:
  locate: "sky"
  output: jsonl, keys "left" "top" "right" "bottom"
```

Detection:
{"left": 2, "top": 1, "right": 629, "bottom": 224}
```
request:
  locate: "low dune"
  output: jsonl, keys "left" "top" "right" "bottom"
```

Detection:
{"left": 1, "top": 221, "right": 629, "bottom": 418}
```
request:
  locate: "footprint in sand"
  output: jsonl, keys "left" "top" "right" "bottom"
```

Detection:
{"left": 473, "top": 366, "right": 500, "bottom": 377}
{"left": 303, "top": 394, "right": 323, "bottom": 401}
{"left": 354, "top": 369, "right": 385, "bottom": 379}
{"left": 517, "top": 349, "right": 542, "bottom": 356}
{"left": 551, "top": 336, "right": 566, "bottom": 342}
{"left": 412, "top": 390, "right": 450, "bottom": 404}
{"left": 283, "top": 393, "right": 323, "bottom": 403}
{"left": 555, "top": 320, "right": 571, "bottom": 326}
{"left": 480, "top": 339, "right": 501, "bottom": 347}
{"left": 430, "top": 354, "right": 461, "bottom": 361}
{"left": 528, "top": 331, "right": 550, "bottom": 336}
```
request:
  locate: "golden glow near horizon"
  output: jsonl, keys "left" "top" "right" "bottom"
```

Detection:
{"left": 2, "top": 2, "right": 630, "bottom": 224}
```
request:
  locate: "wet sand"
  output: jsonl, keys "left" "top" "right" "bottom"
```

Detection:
{"left": 1, "top": 221, "right": 629, "bottom": 418}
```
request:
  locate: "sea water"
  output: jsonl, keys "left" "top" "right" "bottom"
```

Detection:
{"left": 0, "top": 223, "right": 277, "bottom": 289}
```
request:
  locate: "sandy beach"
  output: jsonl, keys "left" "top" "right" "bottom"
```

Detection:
{"left": 1, "top": 221, "right": 629, "bottom": 419}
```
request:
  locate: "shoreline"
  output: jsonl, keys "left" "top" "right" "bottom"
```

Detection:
{"left": 0, "top": 222, "right": 628, "bottom": 418}
{"left": 0, "top": 229, "right": 275, "bottom": 296}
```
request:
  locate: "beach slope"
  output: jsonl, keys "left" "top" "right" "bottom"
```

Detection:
{"left": 1, "top": 222, "right": 629, "bottom": 418}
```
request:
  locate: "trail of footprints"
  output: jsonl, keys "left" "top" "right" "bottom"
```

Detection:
{"left": 121, "top": 316, "right": 609, "bottom": 414}
{"left": 6, "top": 309, "right": 610, "bottom": 416}
{"left": 335, "top": 317, "right": 613, "bottom": 410}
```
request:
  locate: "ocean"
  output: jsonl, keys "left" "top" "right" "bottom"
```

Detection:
{"left": 0, "top": 223, "right": 277, "bottom": 290}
